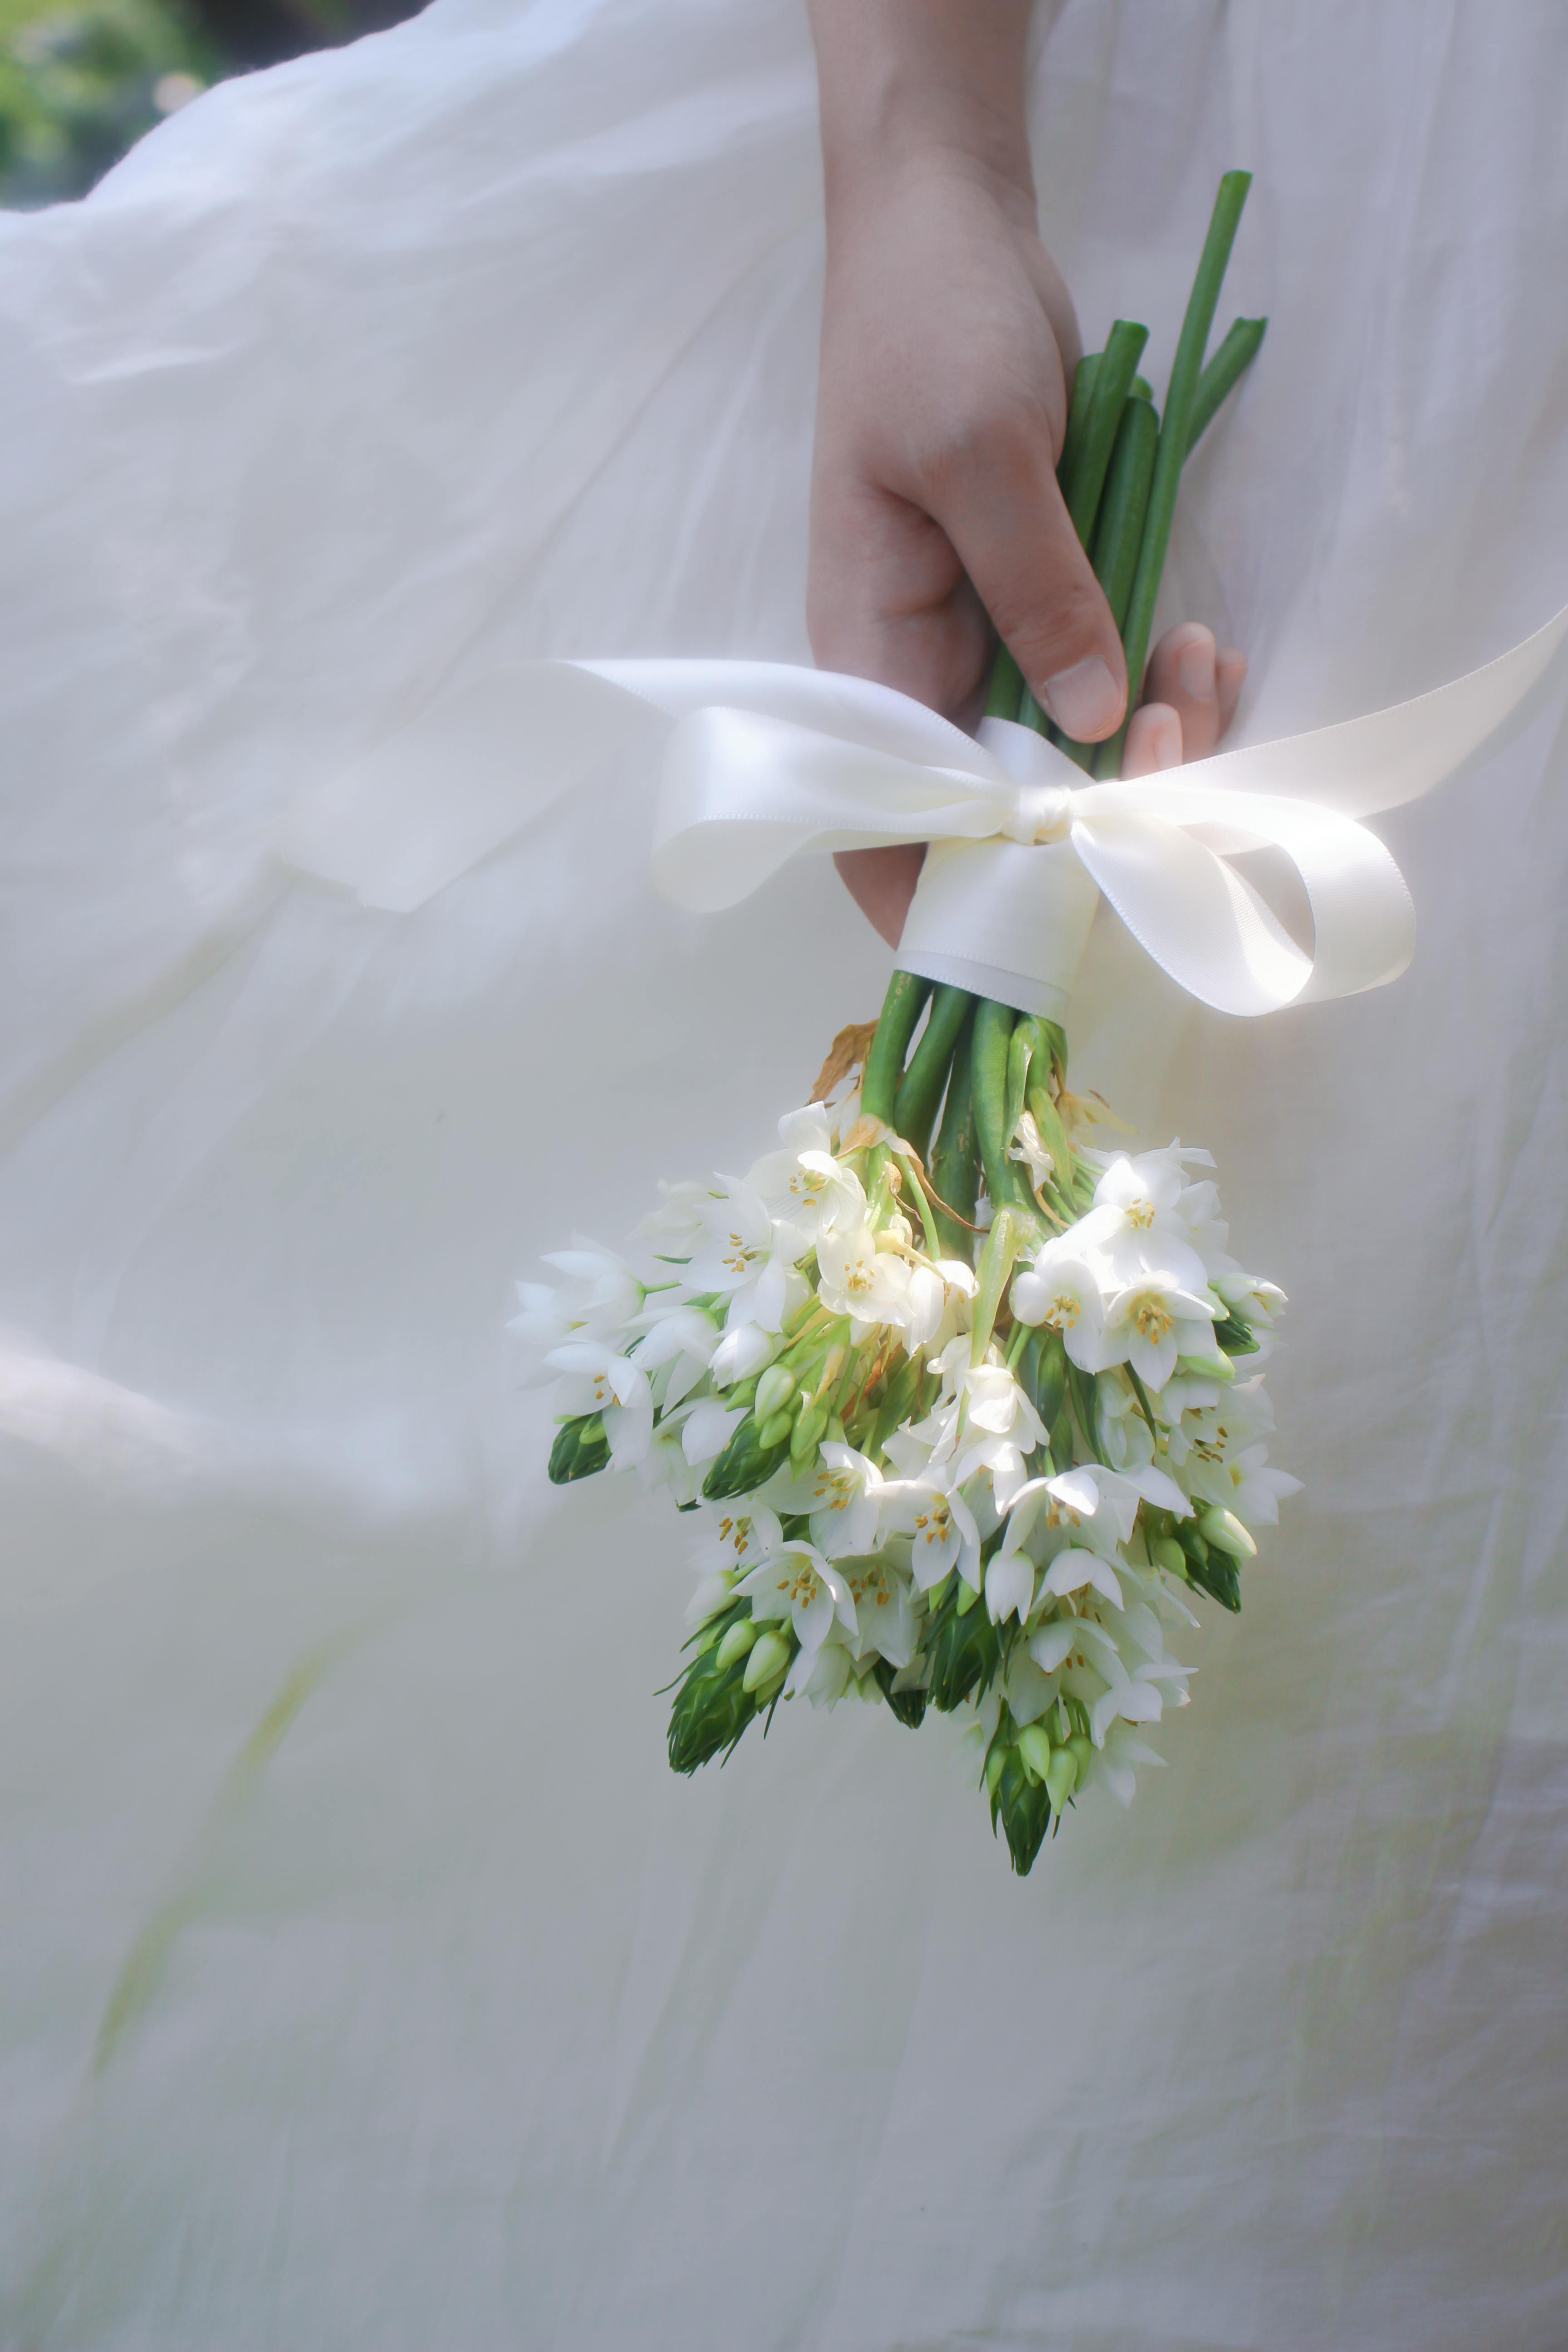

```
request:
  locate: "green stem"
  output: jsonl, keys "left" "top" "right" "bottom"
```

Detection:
{"left": 1097, "top": 170, "right": 1252, "bottom": 779}
{"left": 985, "top": 645, "right": 1024, "bottom": 719}
{"left": 929, "top": 1014, "right": 981, "bottom": 1262}
{"left": 1019, "top": 328, "right": 1147, "bottom": 733}
{"left": 970, "top": 1206, "right": 1024, "bottom": 1368}
{"left": 971, "top": 998, "right": 1024, "bottom": 1215}
{"left": 894, "top": 1149, "right": 944, "bottom": 1260}
{"left": 1061, "top": 317, "right": 1149, "bottom": 544}
{"left": 1090, "top": 393, "right": 1159, "bottom": 632}
{"left": 861, "top": 970, "right": 931, "bottom": 1127}
{"left": 1186, "top": 315, "right": 1266, "bottom": 455}
{"left": 1054, "top": 350, "right": 1101, "bottom": 494}
{"left": 893, "top": 984, "right": 975, "bottom": 1157}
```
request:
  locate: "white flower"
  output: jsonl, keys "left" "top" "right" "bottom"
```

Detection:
{"left": 1076, "top": 1148, "right": 1214, "bottom": 1292}
{"left": 708, "top": 1320, "right": 776, "bottom": 1387}
{"left": 985, "top": 1515, "right": 1037, "bottom": 1624}
{"left": 681, "top": 1179, "right": 794, "bottom": 1331}
{"left": 639, "top": 1421, "right": 701, "bottom": 1504}
{"left": 688, "top": 1501, "right": 783, "bottom": 1583}
{"left": 1009, "top": 1244, "right": 1105, "bottom": 1372}
{"left": 904, "top": 1257, "right": 976, "bottom": 1353}
{"left": 880, "top": 1477, "right": 981, "bottom": 1589}
{"left": 1101, "top": 1274, "right": 1218, "bottom": 1391}
{"left": 798, "top": 1441, "right": 886, "bottom": 1557}
{"left": 745, "top": 1111, "right": 859, "bottom": 1250}
{"left": 1041, "top": 1544, "right": 1124, "bottom": 1610}
{"left": 631, "top": 1303, "right": 720, "bottom": 1409}
{"left": 635, "top": 1181, "right": 710, "bottom": 1248}
{"left": 509, "top": 1241, "right": 644, "bottom": 1381}
{"left": 1096, "top": 1374, "right": 1155, "bottom": 1471}
{"left": 544, "top": 1339, "right": 652, "bottom": 1468}
{"left": 840, "top": 1554, "right": 917, "bottom": 1669}
{"left": 1214, "top": 1272, "right": 1288, "bottom": 1330}
{"left": 817, "top": 1217, "right": 918, "bottom": 1335}
{"left": 1083, "top": 1720, "right": 1169, "bottom": 1806}
{"left": 737, "top": 1541, "right": 858, "bottom": 1652}
{"left": 678, "top": 1396, "right": 746, "bottom": 1468}
{"left": 984, "top": 1471, "right": 1065, "bottom": 1622}
{"left": 936, "top": 1363, "right": 1048, "bottom": 1508}
{"left": 786, "top": 1636, "right": 854, "bottom": 1707}
{"left": 1186, "top": 1440, "right": 1302, "bottom": 1527}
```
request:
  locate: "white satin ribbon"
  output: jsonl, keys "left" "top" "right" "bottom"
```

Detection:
{"left": 279, "top": 600, "right": 1568, "bottom": 1020}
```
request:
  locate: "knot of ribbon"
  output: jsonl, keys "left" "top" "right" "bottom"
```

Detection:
{"left": 279, "top": 602, "right": 1568, "bottom": 1023}
{"left": 998, "top": 779, "right": 1074, "bottom": 847}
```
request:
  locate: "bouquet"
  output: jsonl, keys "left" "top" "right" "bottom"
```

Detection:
{"left": 514, "top": 173, "right": 1304, "bottom": 1873}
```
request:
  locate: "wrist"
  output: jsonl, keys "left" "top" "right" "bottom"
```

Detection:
{"left": 808, "top": 0, "right": 1036, "bottom": 224}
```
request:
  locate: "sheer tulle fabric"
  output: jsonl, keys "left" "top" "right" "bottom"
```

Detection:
{"left": 1, "top": 2, "right": 1566, "bottom": 2345}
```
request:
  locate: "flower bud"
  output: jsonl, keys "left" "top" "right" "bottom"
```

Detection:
{"left": 1018, "top": 1723, "right": 1054, "bottom": 1783}
{"left": 743, "top": 1629, "right": 792, "bottom": 1692}
{"left": 985, "top": 1744, "right": 1006, "bottom": 1798}
{"left": 1178, "top": 1350, "right": 1234, "bottom": 1383}
{"left": 1045, "top": 1746, "right": 1078, "bottom": 1811}
{"left": 715, "top": 1619, "right": 757, "bottom": 1674}
{"left": 1197, "top": 1504, "right": 1256, "bottom": 1558}
{"left": 1150, "top": 1534, "right": 1188, "bottom": 1577}
{"left": 1066, "top": 1733, "right": 1093, "bottom": 1776}
{"left": 754, "top": 1366, "right": 796, "bottom": 1422}
{"left": 790, "top": 1400, "right": 828, "bottom": 1465}
{"left": 757, "top": 1409, "right": 794, "bottom": 1448}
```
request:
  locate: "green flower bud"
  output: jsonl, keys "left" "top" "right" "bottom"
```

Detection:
{"left": 715, "top": 1619, "right": 758, "bottom": 1674}
{"left": 1197, "top": 1504, "right": 1256, "bottom": 1558}
{"left": 790, "top": 1401, "right": 828, "bottom": 1465}
{"left": 955, "top": 1576, "right": 980, "bottom": 1617}
{"left": 757, "top": 1408, "right": 794, "bottom": 1448}
{"left": 1067, "top": 1732, "right": 1093, "bottom": 1776}
{"left": 1045, "top": 1746, "right": 1078, "bottom": 1811}
{"left": 1018, "top": 1723, "right": 1054, "bottom": 1783}
{"left": 754, "top": 1365, "right": 796, "bottom": 1422}
{"left": 1150, "top": 1534, "right": 1188, "bottom": 1576}
{"left": 743, "top": 1628, "right": 792, "bottom": 1692}
{"left": 985, "top": 1744, "right": 1006, "bottom": 1798}
{"left": 1178, "top": 1350, "right": 1235, "bottom": 1383}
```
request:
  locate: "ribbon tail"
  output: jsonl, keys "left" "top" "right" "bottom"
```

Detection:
{"left": 1174, "top": 596, "right": 1568, "bottom": 820}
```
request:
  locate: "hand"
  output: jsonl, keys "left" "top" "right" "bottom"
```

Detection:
{"left": 805, "top": 0, "right": 1246, "bottom": 946}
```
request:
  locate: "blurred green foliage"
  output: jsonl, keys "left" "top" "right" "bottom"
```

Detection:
{"left": 0, "top": 0, "right": 397, "bottom": 208}
{"left": 0, "top": 0, "right": 216, "bottom": 205}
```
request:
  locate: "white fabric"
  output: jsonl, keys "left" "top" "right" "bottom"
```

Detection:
{"left": 2, "top": 4, "right": 1567, "bottom": 2347}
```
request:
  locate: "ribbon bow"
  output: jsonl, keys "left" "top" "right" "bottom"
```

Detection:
{"left": 281, "top": 603, "right": 1568, "bottom": 1021}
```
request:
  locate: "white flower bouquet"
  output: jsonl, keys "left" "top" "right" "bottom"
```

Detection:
{"left": 514, "top": 174, "right": 1305, "bottom": 1874}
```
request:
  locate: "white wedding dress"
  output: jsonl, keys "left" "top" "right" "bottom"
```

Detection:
{"left": 3, "top": 2, "right": 1566, "bottom": 2344}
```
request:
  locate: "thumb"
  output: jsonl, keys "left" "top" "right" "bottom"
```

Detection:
{"left": 926, "top": 419, "right": 1127, "bottom": 741}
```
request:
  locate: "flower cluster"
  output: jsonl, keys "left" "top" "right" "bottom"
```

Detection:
{"left": 514, "top": 1023, "right": 1298, "bottom": 1875}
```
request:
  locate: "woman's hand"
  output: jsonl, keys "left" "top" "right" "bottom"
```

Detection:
{"left": 806, "top": 0, "right": 1246, "bottom": 947}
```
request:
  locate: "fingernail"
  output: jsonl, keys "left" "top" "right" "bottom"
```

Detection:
{"left": 1177, "top": 636, "right": 1215, "bottom": 701}
{"left": 1039, "top": 654, "right": 1122, "bottom": 741}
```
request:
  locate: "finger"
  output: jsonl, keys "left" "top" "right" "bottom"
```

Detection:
{"left": 1122, "top": 701, "right": 1183, "bottom": 779}
{"left": 1141, "top": 624, "right": 1250, "bottom": 762}
{"left": 924, "top": 420, "right": 1128, "bottom": 742}
{"left": 833, "top": 843, "right": 927, "bottom": 948}
{"left": 807, "top": 470, "right": 992, "bottom": 720}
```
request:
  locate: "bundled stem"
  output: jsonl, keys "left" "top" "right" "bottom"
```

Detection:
{"left": 1097, "top": 168, "right": 1253, "bottom": 776}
